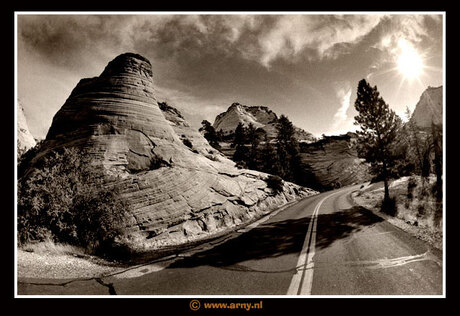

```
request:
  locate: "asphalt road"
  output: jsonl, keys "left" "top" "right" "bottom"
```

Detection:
{"left": 18, "top": 184, "right": 443, "bottom": 295}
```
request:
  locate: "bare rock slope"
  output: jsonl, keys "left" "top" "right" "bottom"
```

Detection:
{"left": 411, "top": 86, "right": 442, "bottom": 128}
{"left": 213, "top": 102, "right": 316, "bottom": 142}
{"left": 299, "top": 133, "right": 371, "bottom": 189}
{"left": 17, "top": 101, "right": 36, "bottom": 157}
{"left": 27, "top": 53, "right": 317, "bottom": 251}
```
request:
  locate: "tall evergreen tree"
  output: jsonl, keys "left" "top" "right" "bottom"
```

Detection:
{"left": 232, "top": 122, "right": 249, "bottom": 163}
{"left": 276, "top": 115, "right": 301, "bottom": 183}
{"left": 231, "top": 122, "right": 247, "bottom": 147}
{"left": 354, "top": 79, "right": 402, "bottom": 201}
{"left": 246, "top": 123, "right": 261, "bottom": 169}
{"left": 260, "top": 134, "right": 278, "bottom": 175}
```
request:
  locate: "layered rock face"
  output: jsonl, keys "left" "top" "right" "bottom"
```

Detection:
{"left": 213, "top": 102, "right": 316, "bottom": 142}
{"left": 28, "top": 53, "right": 317, "bottom": 250}
{"left": 411, "top": 86, "right": 443, "bottom": 128}
{"left": 299, "top": 133, "right": 371, "bottom": 189}
{"left": 17, "top": 101, "right": 36, "bottom": 157}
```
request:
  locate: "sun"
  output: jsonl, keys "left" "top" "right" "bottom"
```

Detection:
{"left": 396, "top": 39, "right": 425, "bottom": 81}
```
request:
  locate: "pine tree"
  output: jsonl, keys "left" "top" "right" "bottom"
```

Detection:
{"left": 232, "top": 122, "right": 249, "bottom": 163}
{"left": 276, "top": 115, "right": 301, "bottom": 183}
{"left": 246, "top": 123, "right": 261, "bottom": 169}
{"left": 231, "top": 123, "right": 247, "bottom": 148}
{"left": 261, "top": 134, "right": 278, "bottom": 174}
{"left": 354, "top": 79, "right": 402, "bottom": 202}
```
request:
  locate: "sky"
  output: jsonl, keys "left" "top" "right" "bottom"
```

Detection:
{"left": 16, "top": 12, "right": 444, "bottom": 140}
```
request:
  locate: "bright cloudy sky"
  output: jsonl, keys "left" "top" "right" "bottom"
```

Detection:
{"left": 16, "top": 12, "right": 444, "bottom": 139}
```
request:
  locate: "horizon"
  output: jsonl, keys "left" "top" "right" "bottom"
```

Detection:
{"left": 16, "top": 12, "right": 444, "bottom": 139}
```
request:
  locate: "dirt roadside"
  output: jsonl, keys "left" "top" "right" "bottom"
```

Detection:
{"left": 350, "top": 181, "right": 443, "bottom": 251}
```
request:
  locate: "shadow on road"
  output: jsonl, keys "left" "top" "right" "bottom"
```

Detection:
{"left": 169, "top": 205, "right": 383, "bottom": 269}
{"left": 315, "top": 206, "right": 384, "bottom": 250}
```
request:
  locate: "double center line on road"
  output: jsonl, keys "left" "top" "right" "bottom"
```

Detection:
{"left": 287, "top": 190, "right": 341, "bottom": 295}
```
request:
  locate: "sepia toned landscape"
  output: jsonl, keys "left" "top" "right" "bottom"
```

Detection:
{"left": 16, "top": 12, "right": 444, "bottom": 296}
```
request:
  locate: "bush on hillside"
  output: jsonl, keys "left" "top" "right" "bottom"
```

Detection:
{"left": 265, "top": 175, "right": 284, "bottom": 194}
{"left": 17, "top": 147, "right": 130, "bottom": 254}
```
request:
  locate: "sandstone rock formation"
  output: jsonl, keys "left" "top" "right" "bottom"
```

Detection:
{"left": 299, "top": 133, "right": 371, "bottom": 190}
{"left": 17, "top": 101, "right": 36, "bottom": 158}
{"left": 213, "top": 102, "right": 316, "bottom": 142}
{"left": 411, "top": 86, "right": 443, "bottom": 128}
{"left": 24, "top": 53, "right": 317, "bottom": 251}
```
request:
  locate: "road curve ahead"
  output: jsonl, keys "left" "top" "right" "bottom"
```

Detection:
{"left": 18, "top": 184, "right": 443, "bottom": 295}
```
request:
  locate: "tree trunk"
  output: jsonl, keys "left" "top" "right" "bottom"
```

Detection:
{"left": 383, "top": 177, "right": 390, "bottom": 201}
{"left": 382, "top": 160, "right": 390, "bottom": 201}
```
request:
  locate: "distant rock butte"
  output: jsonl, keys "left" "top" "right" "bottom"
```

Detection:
{"left": 299, "top": 132, "right": 371, "bottom": 189}
{"left": 411, "top": 86, "right": 443, "bottom": 128}
{"left": 213, "top": 102, "right": 316, "bottom": 142}
{"left": 26, "top": 53, "right": 317, "bottom": 251}
{"left": 17, "top": 101, "right": 36, "bottom": 157}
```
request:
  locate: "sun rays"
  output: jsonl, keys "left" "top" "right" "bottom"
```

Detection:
{"left": 396, "top": 39, "right": 424, "bottom": 82}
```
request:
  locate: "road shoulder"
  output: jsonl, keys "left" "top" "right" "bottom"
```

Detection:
{"left": 350, "top": 183, "right": 443, "bottom": 252}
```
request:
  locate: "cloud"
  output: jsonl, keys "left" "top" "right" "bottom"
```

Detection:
{"left": 18, "top": 14, "right": 387, "bottom": 71}
{"left": 368, "top": 15, "right": 442, "bottom": 70}
{"left": 334, "top": 87, "right": 352, "bottom": 122}
{"left": 359, "top": 14, "right": 443, "bottom": 84}
{"left": 374, "top": 15, "right": 429, "bottom": 52}
{"left": 254, "top": 15, "right": 384, "bottom": 67}
{"left": 327, "top": 86, "right": 356, "bottom": 135}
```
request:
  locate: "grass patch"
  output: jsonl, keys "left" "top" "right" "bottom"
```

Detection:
{"left": 21, "top": 239, "right": 86, "bottom": 256}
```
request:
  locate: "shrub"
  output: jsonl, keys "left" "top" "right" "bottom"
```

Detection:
{"left": 17, "top": 147, "right": 130, "bottom": 254}
{"left": 417, "top": 204, "right": 426, "bottom": 217}
{"left": 235, "top": 160, "right": 248, "bottom": 169}
{"left": 265, "top": 175, "right": 284, "bottom": 194}
{"left": 182, "top": 138, "right": 193, "bottom": 149}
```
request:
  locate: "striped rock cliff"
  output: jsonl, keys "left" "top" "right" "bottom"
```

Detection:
{"left": 299, "top": 133, "right": 371, "bottom": 190}
{"left": 25, "top": 53, "right": 317, "bottom": 251}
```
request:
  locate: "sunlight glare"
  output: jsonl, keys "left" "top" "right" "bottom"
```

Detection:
{"left": 397, "top": 39, "right": 424, "bottom": 81}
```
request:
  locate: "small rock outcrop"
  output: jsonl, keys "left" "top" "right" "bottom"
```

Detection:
{"left": 213, "top": 102, "right": 316, "bottom": 142}
{"left": 23, "top": 53, "right": 317, "bottom": 251}
{"left": 411, "top": 86, "right": 443, "bottom": 128}
{"left": 17, "top": 101, "right": 36, "bottom": 158}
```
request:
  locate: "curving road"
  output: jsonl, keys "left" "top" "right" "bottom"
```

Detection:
{"left": 18, "top": 184, "right": 443, "bottom": 295}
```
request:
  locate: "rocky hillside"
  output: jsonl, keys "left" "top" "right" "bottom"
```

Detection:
{"left": 299, "top": 132, "right": 371, "bottom": 190}
{"left": 22, "top": 53, "right": 317, "bottom": 251}
{"left": 17, "top": 101, "right": 36, "bottom": 158}
{"left": 213, "top": 102, "right": 316, "bottom": 142}
{"left": 411, "top": 86, "right": 442, "bottom": 128}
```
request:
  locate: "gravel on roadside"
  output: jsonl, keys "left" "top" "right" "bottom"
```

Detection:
{"left": 17, "top": 249, "right": 124, "bottom": 279}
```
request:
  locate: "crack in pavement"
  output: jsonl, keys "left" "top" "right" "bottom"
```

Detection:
{"left": 209, "top": 251, "right": 441, "bottom": 275}
{"left": 95, "top": 278, "right": 117, "bottom": 295}
{"left": 17, "top": 255, "right": 178, "bottom": 287}
{"left": 313, "top": 251, "right": 442, "bottom": 269}
{"left": 217, "top": 263, "right": 299, "bottom": 274}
